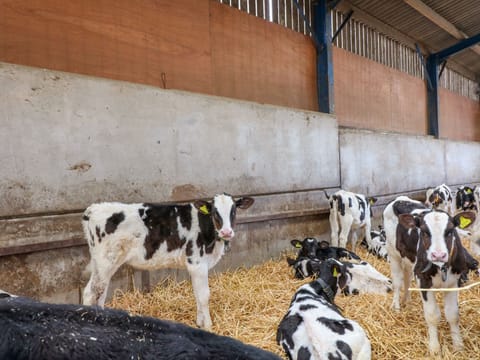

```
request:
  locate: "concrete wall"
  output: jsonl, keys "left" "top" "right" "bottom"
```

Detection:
{"left": 0, "top": 62, "right": 338, "bottom": 302}
{"left": 1, "top": 62, "right": 480, "bottom": 303}
{"left": 340, "top": 127, "right": 480, "bottom": 197}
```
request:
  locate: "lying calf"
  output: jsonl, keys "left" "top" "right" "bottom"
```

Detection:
{"left": 287, "top": 257, "right": 392, "bottom": 295}
{"left": 277, "top": 259, "right": 371, "bottom": 360}
{"left": 360, "top": 226, "right": 388, "bottom": 260}
{"left": 290, "top": 237, "right": 361, "bottom": 261}
{"left": 0, "top": 291, "right": 280, "bottom": 360}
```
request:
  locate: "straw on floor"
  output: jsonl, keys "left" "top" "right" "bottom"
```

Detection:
{"left": 108, "top": 246, "right": 480, "bottom": 360}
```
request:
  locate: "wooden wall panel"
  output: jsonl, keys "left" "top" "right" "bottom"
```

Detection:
{"left": 1, "top": 0, "right": 478, "bottom": 136}
{"left": 209, "top": 3, "right": 317, "bottom": 111}
{"left": 439, "top": 88, "right": 480, "bottom": 141}
{"left": 0, "top": 0, "right": 213, "bottom": 93}
{"left": 333, "top": 47, "right": 427, "bottom": 135}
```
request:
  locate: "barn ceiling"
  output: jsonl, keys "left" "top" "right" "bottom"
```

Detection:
{"left": 337, "top": 0, "right": 480, "bottom": 81}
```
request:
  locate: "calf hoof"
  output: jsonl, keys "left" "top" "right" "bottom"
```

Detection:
{"left": 453, "top": 341, "right": 464, "bottom": 353}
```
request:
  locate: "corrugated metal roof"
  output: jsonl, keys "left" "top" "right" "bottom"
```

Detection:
{"left": 344, "top": 0, "right": 480, "bottom": 80}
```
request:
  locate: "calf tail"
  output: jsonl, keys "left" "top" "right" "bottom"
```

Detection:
{"left": 82, "top": 206, "right": 97, "bottom": 248}
{"left": 323, "top": 190, "right": 331, "bottom": 200}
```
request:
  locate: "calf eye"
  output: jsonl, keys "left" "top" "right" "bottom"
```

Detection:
{"left": 422, "top": 230, "right": 431, "bottom": 237}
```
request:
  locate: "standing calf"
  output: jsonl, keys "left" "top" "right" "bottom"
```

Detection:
{"left": 82, "top": 193, "right": 254, "bottom": 329}
{"left": 325, "top": 190, "right": 377, "bottom": 250}
{"left": 384, "top": 196, "right": 475, "bottom": 355}
{"left": 277, "top": 259, "right": 371, "bottom": 360}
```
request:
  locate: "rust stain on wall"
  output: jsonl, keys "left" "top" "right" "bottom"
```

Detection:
{"left": 170, "top": 184, "right": 204, "bottom": 201}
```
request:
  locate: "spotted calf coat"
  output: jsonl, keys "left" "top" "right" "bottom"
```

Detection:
{"left": 325, "top": 190, "right": 377, "bottom": 250}
{"left": 425, "top": 184, "right": 454, "bottom": 215}
{"left": 290, "top": 237, "right": 361, "bottom": 262}
{"left": 384, "top": 195, "right": 476, "bottom": 355}
{"left": 455, "top": 185, "right": 476, "bottom": 213}
{"left": 82, "top": 193, "right": 254, "bottom": 329}
{"left": 361, "top": 226, "right": 388, "bottom": 260}
{"left": 277, "top": 259, "right": 371, "bottom": 360}
{"left": 286, "top": 256, "right": 392, "bottom": 295}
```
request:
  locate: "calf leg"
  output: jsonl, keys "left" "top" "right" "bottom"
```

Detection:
{"left": 389, "top": 256, "right": 404, "bottom": 311}
{"left": 401, "top": 261, "right": 413, "bottom": 306}
{"left": 338, "top": 215, "right": 353, "bottom": 248}
{"left": 188, "top": 263, "right": 212, "bottom": 330}
{"left": 421, "top": 291, "right": 442, "bottom": 355}
{"left": 329, "top": 212, "right": 340, "bottom": 247}
{"left": 444, "top": 291, "right": 463, "bottom": 352}
{"left": 83, "top": 257, "right": 124, "bottom": 307}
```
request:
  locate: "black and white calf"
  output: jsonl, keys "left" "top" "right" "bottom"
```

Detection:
{"left": 290, "top": 237, "right": 361, "bottom": 262}
{"left": 360, "top": 226, "right": 388, "bottom": 260}
{"left": 425, "top": 184, "right": 454, "bottom": 215}
{"left": 384, "top": 196, "right": 476, "bottom": 354}
{"left": 277, "top": 259, "right": 371, "bottom": 360}
{"left": 286, "top": 256, "right": 392, "bottom": 295}
{"left": 0, "top": 292, "right": 280, "bottom": 360}
{"left": 325, "top": 190, "right": 377, "bottom": 250}
{"left": 82, "top": 193, "right": 254, "bottom": 329}
{"left": 455, "top": 185, "right": 476, "bottom": 212}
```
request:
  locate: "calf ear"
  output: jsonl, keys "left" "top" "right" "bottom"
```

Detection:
{"left": 398, "top": 213, "right": 417, "bottom": 229}
{"left": 368, "top": 197, "right": 378, "bottom": 205}
{"left": 193, "top": 200, "right": 212, "bottom": 215}
{"left": 291, "top": 239, "right": 302, "bottom": 248}
{"left": 454, "top": 211, "right": 476, "bottom": 229}
{"left": 236, "top": 197, "right": 255, "bottom": 209}
{"left": 319, "top": 240, "right": 330, "bottom": 249}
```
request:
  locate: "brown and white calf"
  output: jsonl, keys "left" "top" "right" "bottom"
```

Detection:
{"left": 325, "top": 190, "right": 377, "bottom": 250}
{"left": 384, "top": 196, "right": 475, "bottom": 354}
{"left": 277, "top": 258, "right": 371, "bottom": 360}
{"left": 82, "top": 193, "right": 254, "bottom": 329}
{"left": 425, "top": 184, "right": 454, "bottom": 215}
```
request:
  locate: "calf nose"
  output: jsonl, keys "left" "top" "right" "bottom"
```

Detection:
{"left": 431, "top": 251, "right": 448, "bottom": 262}
{"left": 219, "top": 228, "right": 234, "bottom": 239}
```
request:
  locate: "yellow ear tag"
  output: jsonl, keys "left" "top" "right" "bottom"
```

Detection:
{"left": 369, "top": 199, "right": 375, "bottom": 205}
{"left": 333, "top": 268, "right": 339, "bottom": 277}
{"left": 459, "top": 216, "right": 472, "bottom": 229}
{"left": 199, "top": 205, "right": 209, "bottom": 215}
{"left": 466, "top": 188, "right": 472, "bottom": 194}
{"left": 295, "top": 243, "right": 302, "bottom": 248}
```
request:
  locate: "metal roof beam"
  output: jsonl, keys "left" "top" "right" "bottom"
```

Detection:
{"left": 313, "top": 0, "right": 335, "bottom": 114}
{"left": 336, "top": 1, "right": 476, "bottom": 80}
{"left": 403, "top": 0, "right": 480, "bottom": 57}
{"left": 433, "top": 33, "right": 480, "bottom": 62}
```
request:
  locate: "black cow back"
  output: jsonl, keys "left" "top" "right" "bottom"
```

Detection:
{"left": 0, "top": 296, "right": 280, "bottom": 360}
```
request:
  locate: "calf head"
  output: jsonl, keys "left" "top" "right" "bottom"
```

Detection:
{"left": 313, "top": 258, "right": 350, "bottom": 298}
{"left": 342, "top": 261, "right": 392, "bottom": 295}
{"left": 290, "top": 237, "right": 319, "bottom": 259}
{"left": 290, "top": 238, "right": 360, "bottom": 261}
{"left": 316, "top": 240, "right": 361, "bottom": 261}
{"left": 456, "top": 186, "right": 476, "bottom": 211}
{"left": 398, "top": 210, "right": 476, "bottom": 269}
{"left": 194, "top": 194, "right": 254, "bottom": 240}
{"left": 287, "top": 257, "right": 322, "bottom": 279}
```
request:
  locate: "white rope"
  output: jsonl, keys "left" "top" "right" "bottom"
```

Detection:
{"left": 408, "top": 281, "right": 480, "bottom": 292}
